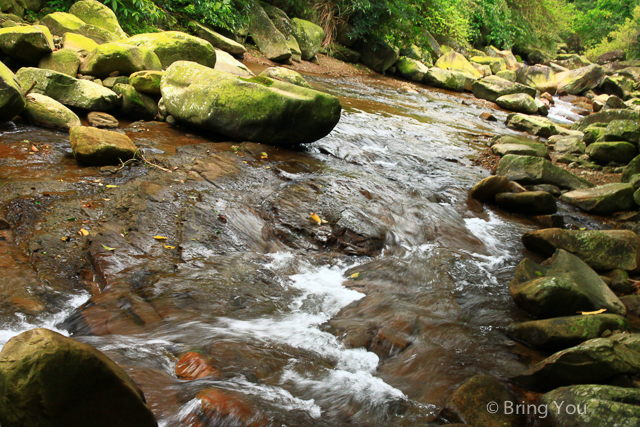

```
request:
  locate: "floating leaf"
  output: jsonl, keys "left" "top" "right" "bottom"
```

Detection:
{"left": 78, "top": 228, "right": 89, "bottom": 236}
{"left": 350, "top": 272, "right": 360, "bottom": 279}
{"left": 105, "top": 184, "right": 118, "bottom": 188}
{"left": 102, "top": 244, "right": 116, "bottom": 251}
{"left": 580, "top": 309, "right": 607, "bottom": 315}
{"left": 153, "top": 236, "right": 168, "bottom": 240}
{"left": 310, "top": 213, "right": 322, "bottom": 225}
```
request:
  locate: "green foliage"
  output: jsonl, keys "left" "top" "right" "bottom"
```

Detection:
{"left": 573, "top": 0, "right": 639, "bottom": 48}
{"left": 585, "top": 5, "right": 640, "bottom": 60}
{"left": 104, "top": 0, "right": 166, "bottom": 33}
{"left": 158, "top": 0, "right": 248, "bottom": 33}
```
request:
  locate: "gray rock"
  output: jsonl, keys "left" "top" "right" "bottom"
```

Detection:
{"left": 560, "top": 183, "right": 636, "bottom": 214}
{"left": 495, "top": 191, "right": 557, "bottom": 215}
{"left": 497, "top": 154, "right": 594, "bottom": 190}
{"left": 554, "top": 136, "right": 585, "bottom": 154}
{"left": 571, "top": 109, "right": 639, "bottom": 132}
{"left": 472, "top": 75, "right": 536, "bottom": 102}
{"left": 247, "top": 0, "right": 291, "bottom": 61}
{"left": 604, "top": 119, "right": 640, "bottom": 144}
{"left": 495, "top": 93, "right": 538, "bottom": 114}
{"left": 505, "top": 113, "right": 560, "bottom": 138}
{"left": 586, "top": 141, "right": 637, "bottom": 164}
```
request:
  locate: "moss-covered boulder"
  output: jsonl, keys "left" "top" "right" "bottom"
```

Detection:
{"left": 291, "top": 17, "right": 323, "bottom": 61}
{"left": 556, "top": 64, "right": 605, "bottom": 95}
{"left": 510, "top": 314, "right": 629, "bottom": 351}
{"left": 327, "top": 43, "right": 359, "bottom": 63}
{"left": 129, "top": 70, "right": 162, "bottom": 95}
{"left": 492, "top": 141, "right": 548, "bottom": 158}
{"left": 604, "top": 119, "right": 640, "bottom": 144}
{"left": 561, "top": 183, "right": 636, "bottom": 214}
{"left": 509, "top": 249, "right": 626, "bottom": 319}
{"left": 439, "top": 375, "right": 523, "bottom": 427}
{"left": 505, "top": 113, "right": 560, "bottom": 138}
{"left": 496, "top": 93, "right": 538, "bottom": 114}
{"left": 122, "top": 31, "right": 216, "bottom": 69}
{"left": 62, "top": 32, "right": 98, "bottom": 54}
{"left": 102, "top": 75, "right": 129, "bottom": 88}
{"left": 572, "top": 108, "right": 640, "bottom": 132}
{"left": 472, "top": 75, "right": 536, "bottom": 102}
{"left": 496, "top": 69, "right": 516, "bottom": 81}
{"left": 497, "top": 154, "right": 594, "bottom": 190}
{"left": 424, "top": 67, "right": 475, "bottom": 92}
{"left": 514, "top": 333, "right": 640, "bottom": 391}
{"left": 39, "top": 11, "right": 85, "bottom": 37}
{"left": 161, "top": 61, "right": 341, "bottom": 146}
{"left": 190, "top": 21, "right": 246, "bottom": 56}
{"left": 495, "top": 191, "right": 557, "bottom": 215}
{"left": 246, "top": 0, "right": 290, "bottom": 62}
{"left": 470, "top": 55, "right": 505, "bottom": 74}
{"left": 0, "top": 25, "right": 53, "bottom": 63}
{"left": 602, "top": 75, "right": 635, "bottom": 100}
{"left": 79, "top": 42, "right": 162, "bottom": 78}
{"left": 554, "top": 135, "right": 586, "bottom": 154}
{"left": 623, "top": 155, "right": 640, "bottom": 182}
{"left": 0, "top": 328, "right": 157, "bottom": 427}
{"left": 395, "top": 56, "right": 428, "bottom": 82}
{"left": 259, "top": 66, "right": 310, "bottom": 88}
{"left": 38, "top": 48, "right": 80, "bottom": 77}
{"left": 23, "top": 93, "right": 80, "bottom": 129}
{"left": 522, "top": 228, "right": 640, "bottom": 271}
{"left": 261, "top": 3, "right": 301, "bottom": 62}
{"left": 586, "top": 141, "right": 637, "bottom": 164}
{"left": 70, "top": 126, "right": 137, "bottom": 165}
{"left": 358, "top": 37, "right": 399, "bottom": 74}
{"left": 213, "top": 48, "right": 253, "bottom": 78}
{"left": 69, "top": 0, "right": 127, "bottom": 40}
{"left": 0, "top": 0, "right": 26, "bottom": 17}
{"left": 435, "top": 51, "right": 481, "bottom": 78}
{"left": 542, "top": 385, "right": 640, "bottom": 426}
{"left": 515, "top": 65, "right": 556, "bottom": 95}
{"left": 469, "top": 175, "right": 509, "bottom": 203}
{"left": 16, "top": 67, "right": 119, "bottom": 112}
{"left": 583, "top": 123, "right": 607, "bottom": 144}
{"left": 112, "top": 83, "right": 157, "bottom": 120}
{"left": 0, "top": 60, "right": 25, "bottom": 121}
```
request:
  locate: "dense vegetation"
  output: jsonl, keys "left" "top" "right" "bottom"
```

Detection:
{"left": 43, "top": 0, "right": 640, "bottom": 59}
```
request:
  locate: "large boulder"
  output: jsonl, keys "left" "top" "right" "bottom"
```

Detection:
{"left": 469, "top": 175, "right": 509, "bottom": 203}
{"left": 160, "top": 61, "right": 341, "bottom": 146}
{"left": 553, "top": 135, "right": 585, "bottom": 154}
{"left": 492, "top": 140, "right": 548, "bottom": 158}
{"left": 560, "top": 183, "right": 637, "bottom": 214}
{"left": 556, "top": 64, "right": 605, "bottom": 95}
{"left": 0, "top": 328, "right": 157, "bottom": 427}
{"left": 0, "top": 25, "right": 53, "bottom": 63}
{"left": 435, "top": 51, "right": 481, "bottom": 78}
{"left": 470, "top": 55, "right": 505, "bottom": 74}
{"left": 395, "top": 56, "right": 428, "bottom": 82}
{"left": 213, "top": 48, "right": 253, "bottom": 78}
{"left": 291, "top": 17, "right": 323, "bottom": 61}
{"left": 542, "top": 385, "right": 640, "bottom": 427}
{"left": 261, "top": 3, "right": 301, "bottom": 62}
{"left": 623, "top": 155, "right": 640, "bottom": 182}
{"left": 522, "top": 228, "right": 640, "bottom": 271}
{"left": 472, "top": 75, "right": 536, "bottom": 103}
{"left": 602, "top": 75, "right": 635, "bottom": 100}
{"left": 509, "top": 249, "right": 626, "bottom": 319}
{"left": 79, "top": 42, "right": 162, "bottom": 78}
{"left": 38, "top": 48, "right": 81, "bottom": 77}
{"left": 358, "top": 37, "right": 399, "bottom": 74}
{"left": 515, "top": 65, "right": 556, "bottom": 95}
{"left": 16, "top": 67, "right": 120, "bottom": 112}
{"left": 112, "top": 83, "right": 157, "bottom": 120}
{"left": 495, "top": 191, "right": 557, "bottom": 215}
{"left": 506, "top": 113, "right": 560, "bottom": 137}
{"left": 190, "top": 21, "right": 246, "bottom": 56}
{"left": 70, "top": 126, "right": 138, "bottom": 165}
{"left": 510, "top": 314, "right": 629, "bottom": 351}
{"left": 23, "top": 93, "right": 81, "bottom": 130}
{"left": 62, "top": 32, "right": 98, "bottom": 55}
{"left": 496, "top": 93, "right": 538, "bottom": 114}
{"left": 246, "top": 0, "right": 290, "bottom": 62}
{"left": 424, "top": 67, "right": 475, "bottom": 92}
{"left": 571, "top": 109, "right": 639, "bottom": 132}
{"left": 439, "top": 375, "right": 523, "bottom": 427}
{"left": 598, "top": 49, "right": 626, "bottom": 64}
{"left": 497, "top": 154, "right": 593, "bottom": 190}
{"left": 40, "top": 12, "right": 86, "bottom": 37}
{"left": 69, "top": 0, "right": 127, "bottom": 40}
{"left": 604, "top": 119, "right": 640, "bottom": 144}
{"left": 259, "top": 67, "right": 310, "bottom": 88}
{"left": 129, "top": 70, "right": 163, "bottom": 95}
{"left": 122, "top": 32, "right": 216, "bottom": 69}
{"left": 514, "top": 333, "right": 640, "bottom": 391}
{"left": 327, "top": 43, "right": 360, "bottom": 63}
{"left": 0, "top": 60, "right": 25, "bottom": 121}
{"left": 586, "top": 141, "right": 637, "bottom": 164}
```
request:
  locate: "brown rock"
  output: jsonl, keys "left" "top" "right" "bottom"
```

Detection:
{"left": 480, "top": 112, "right": 497, "bottom": 121}
{"left": 69, "top": 126, "right": 137, "bottom": 166}
{"left": 196, "top": 388, "right": 266, "bottom": 427}
{"left": 175, "top": 352, "right": 219, "bottom": 380}
{"left": 87, "top": 111, "right": 119, "bottom": 128}
{"left": 469, "top": 176, "right": 509, "bottom": 203}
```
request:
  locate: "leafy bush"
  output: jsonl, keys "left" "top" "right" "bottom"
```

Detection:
{"left": 574, "top": 0, "right": 639, "bottom": 49}
{"left": 585, "top": 5, "right": 640, "bottom": 60}
{"left": 158, "top": 0, "right": 248, "bottom": 33}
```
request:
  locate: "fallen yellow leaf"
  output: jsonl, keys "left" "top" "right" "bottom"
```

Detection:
{"left": 310, "top": 213, "right": 322, "bottom": 225}
{"left": 580, "top": 309, "right": 607, "bottom": 315}
{"left": 78, "top": 228, "right": 89, "bottom": 236}
{"left": 350, "top": 272, "right": 360, "bottom": 279}
{"left": 106, "top": 184, "right": 118, "bottom": 188}
{"left": 163, "top": 244, "right": 176, "bottom": 249}
{"left": 153, "top": 236, "right": 168, "bottom": 240}
{"left": 61, "top": 236, "right": 69, "bottom": 242}
{"left": 102, "top": 244, "right": 116, "bottom": 251}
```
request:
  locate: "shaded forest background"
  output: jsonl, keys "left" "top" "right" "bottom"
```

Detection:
{"left": 41, "top": 0, "right": 640, "bottom": 60}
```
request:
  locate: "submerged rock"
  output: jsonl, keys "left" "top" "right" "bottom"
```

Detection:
{"left": 510, "top": 314, "right": 629, "bottom": 351}
{"left": 16, "top": 67, "right": 120, "bottom": 112}
{"left": 0, "top": 328, "right": 157, "bottom": 427}
{"left": 0, "top": 60, "right": 25, "bottom": 121}
{"left": 514, "top": 333, "right": 640, "bottom": 391}
{"left": 122, "top": 31, "right": 216, "bottom": 69}
{"left": 70, "top": 126, "right": 138, "bottom": 165}
{"left": 522, "top": 228, "right": 640, "bottom": 271}
{"left": 161, "top": 61, "right": 341, "bottom": 146}
{"left": 560, "top": 183, "right": 636, "bottom": 214}
{"left": 23, "top": 93, "right": 81, "bottom": 130}
{"left": 79, "top": 42, "right": 162, "bottom": 78}
{"left": 497, "top": 154, "right": 593, "bottom": 190}
{"left": 542, "top": 385, "right": 640, "bottom": 427}
{"left": 495, "top": 191, "right": 557, "bottom": 215}
{"left": 509, "top": 249, "right": 626, "bottom": 318}
{"left": 0, "top": 24, "right": 54, "bottom": 63}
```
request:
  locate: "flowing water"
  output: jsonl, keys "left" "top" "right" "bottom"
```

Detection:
{"left": 0, "top": 74, "right": 565, "bottom": 426}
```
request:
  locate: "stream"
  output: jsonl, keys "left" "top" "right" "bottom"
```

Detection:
{"left": 0, "top": 73, "right": 573, "bottom": 426}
